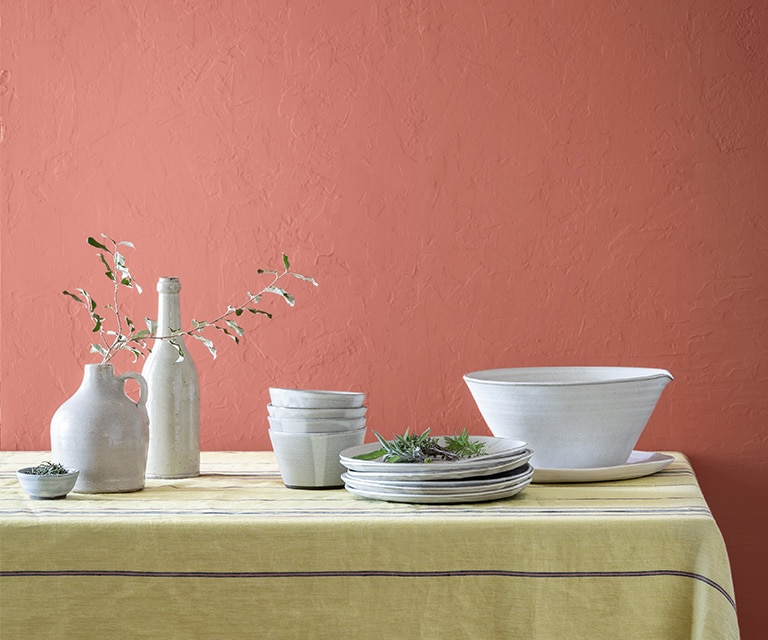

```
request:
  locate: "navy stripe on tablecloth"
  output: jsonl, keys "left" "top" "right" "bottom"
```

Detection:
{"left": 0, "top": 568, "right": 736, "bottom": 610}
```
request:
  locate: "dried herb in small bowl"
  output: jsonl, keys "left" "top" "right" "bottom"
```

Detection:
{"left": 25, "top": 461, "right": 71, "bottom": 476}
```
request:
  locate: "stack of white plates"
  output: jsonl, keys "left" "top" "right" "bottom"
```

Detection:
{"left": 339, "top": 436, "right": 533, "bottom": 504}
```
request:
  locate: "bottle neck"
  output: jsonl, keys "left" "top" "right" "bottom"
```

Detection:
{"left": 156, "top": 278, "right": 183, "bottom": 338}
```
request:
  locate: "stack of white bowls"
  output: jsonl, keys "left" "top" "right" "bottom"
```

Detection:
{"left": 267, "top": 388, "right": 367, "bottom": 489}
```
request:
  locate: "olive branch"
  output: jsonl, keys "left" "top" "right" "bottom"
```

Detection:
{"left": 63, "top": 234, "right": 317, "bottom": 363}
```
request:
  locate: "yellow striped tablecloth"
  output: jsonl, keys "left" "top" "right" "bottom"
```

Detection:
{"left": 0, "top": 451, "right": 738, "bottom": 639}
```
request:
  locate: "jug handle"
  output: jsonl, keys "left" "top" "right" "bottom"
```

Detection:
{"left": 117, "top": 372, "right": 148, "bottom": 409}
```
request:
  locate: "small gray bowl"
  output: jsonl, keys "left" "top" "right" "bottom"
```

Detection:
{"left": 17, "top": 467, "right": 80, "bottom": 500}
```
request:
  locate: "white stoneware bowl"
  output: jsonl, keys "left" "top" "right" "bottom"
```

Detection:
{"left": 269, "top": 388, "right": 365, "bottom": 409}
{"left": 268, "top": 416, "right": 367, "bottom": 434}
{"left": 267, "top": 404, "right": 367, "bottom": 420}
{"left": 269, "top": 427, "right": 367, "bottom": 488}
{"left": 463, "top": 367, "right": 673, "bottom": 469}
{"left": 16, "top": 468, "right": 80, "bottom": 499}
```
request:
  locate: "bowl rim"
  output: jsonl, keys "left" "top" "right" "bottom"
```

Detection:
{"left": 267, "top": 403, "right": 367, "bottom": 412}
{"left": 268, "top": 426, "right": 367, "bottom": 438}
{"left": 269, "top": 388, "right": 365, "bottom": 397}
{"left": 267, "top": 415, "right": 366, "bottom": 423}
{"left": 463, "top": 366, "right": 673, "bottom": 386}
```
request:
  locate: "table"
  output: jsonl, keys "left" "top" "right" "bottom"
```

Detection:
{"left": 0, "top": 451, "right": 739, "bottom": 639}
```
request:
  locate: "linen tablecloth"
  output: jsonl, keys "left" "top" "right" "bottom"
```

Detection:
{"left": 0, "top": 451, "right": 738, "bottom": 639}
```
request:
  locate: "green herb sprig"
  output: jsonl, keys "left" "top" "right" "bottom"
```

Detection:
{"left": 356, "top": 428, "right": 486, "bottom": 463}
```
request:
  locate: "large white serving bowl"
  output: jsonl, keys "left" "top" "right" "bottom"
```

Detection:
{"left": 268, "top": 415, "right": 367, "bottom": 434}
{"left": 267, "top": 404, "right": 367, "bottom": 420}
{"left": 463, "top": 367, "right": 673, "bottom": 469}
{"left": 269, "top": 427, "right": 367, "bottom": 488}
{"left": 269, "top": 388, "right": 365, "bottom": 409}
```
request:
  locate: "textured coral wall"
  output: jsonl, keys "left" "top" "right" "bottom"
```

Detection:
{"left": 1, "top": 1, "right": 766, "bottom": 636}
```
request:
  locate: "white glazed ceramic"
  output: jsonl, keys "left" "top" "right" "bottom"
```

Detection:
{"left": 531, "top": 451, "right": 675, "bottom": 483}
{"left": 50, "top": 364, "right": 150, "bottom": 493}
{"left": 142, "top": 277, "right": 201, "bottom": 479}
{"left": 343, "top": 474, "right": 533, "bottom": 504}
{"left": 463, "top": 367, "right": 673, "bottom": 469}
{"left": 269, "top": 388, "right": 365, "bottom": 409}
{"left": 343, "top": 464, "right": 532, "bottom": 493}
{"left": 267, "top": 404, "right": 367, "bottom": 420}
{"left": 340, "top": 436, "right": 530, "bottom": 477}
{"left": 16, "top": 468, "right": 79, "bottom": 499}
{"left": 268, "top": 427, "right": 367, "bottom": 488}
{"left": 268, "top": 415, "right": 366, "bottom": 433}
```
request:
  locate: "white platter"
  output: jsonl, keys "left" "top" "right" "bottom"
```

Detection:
{"left": 342, "top": 465, "right": 534, "bottom": 496}
{"left": 531, "top": 451, "right": 675, "bottom": 483}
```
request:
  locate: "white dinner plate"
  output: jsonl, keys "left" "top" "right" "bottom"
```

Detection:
{"left": 340, "top": 449, "right": 533, "bottom": 481}
{"left": 344, "top": 477, "right": 532, "bottom": 504}
{"left": 531, "top": 451, "right": 675, "bottom": 483}
{"left": 342, "top": 465, "right": 534, "bottom": 496}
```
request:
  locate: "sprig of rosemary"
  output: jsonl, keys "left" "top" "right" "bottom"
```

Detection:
{"left": 355, "top": 428, "right": 486, "bottom": 463}
{"left": 443, "top": 430, "right": 487, "bottom": 458}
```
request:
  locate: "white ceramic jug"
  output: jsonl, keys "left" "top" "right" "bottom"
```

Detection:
{"left": 50, "top": 363, "right": 149, "bottom": 493}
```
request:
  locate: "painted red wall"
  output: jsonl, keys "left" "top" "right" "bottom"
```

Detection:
{"left": 1, "top": 1, "right": 766, "bottom": 636}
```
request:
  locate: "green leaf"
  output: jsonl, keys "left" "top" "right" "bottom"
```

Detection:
{"left": 353, "top": 447, "right": 387, "bottom": 461}
{"left": 225, "top": 320, "right": 245, "bottom": 336}
{"left": 87, "top": 237, "right": 109, "bottom": 251}
{"left": 90, "top": 344, "right": 108, "bottom": 357}
{"left": 247, "top": 308, "right": 272, "bottom": 318}
{"left": 219, "top": 327, "right": 239, "bottom": 344}
{"left": 265, "top": 286, "right": 295, "bottom": 306}
{"left": 192, "top": 334, "right": 217, "bottom": 359}
{"left": 91, "top": 314, "right": 103, "bottom": 332}
{"left": 292, "top": 273, "right": 318, "bottom": 286}
{"left": 131, "top": 329, "right": 151, "bottom": 340}
{"left": 145, "top": 317, "right": 158, "bottom": 334}
{"left": 282, "top": 253, "right": 290, "bottom": 270}
{"left": 62, "top": 290, "right": 84, "bottom": 304}
{"left": 98, "top": 253, "right": 115, "bottom": 281}
{"left": 169, "top": 338, "right": 185, "bottom": 361}
{"left": 234, "top": 308, "right": 243, "bottom": 316}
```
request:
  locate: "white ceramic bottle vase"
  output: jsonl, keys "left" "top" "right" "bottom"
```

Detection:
{"left": 50, "top": 364, "right": 149, "bottom": 493}
{"left": 142, "top": 277, "right": 201, "bottom": 478}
